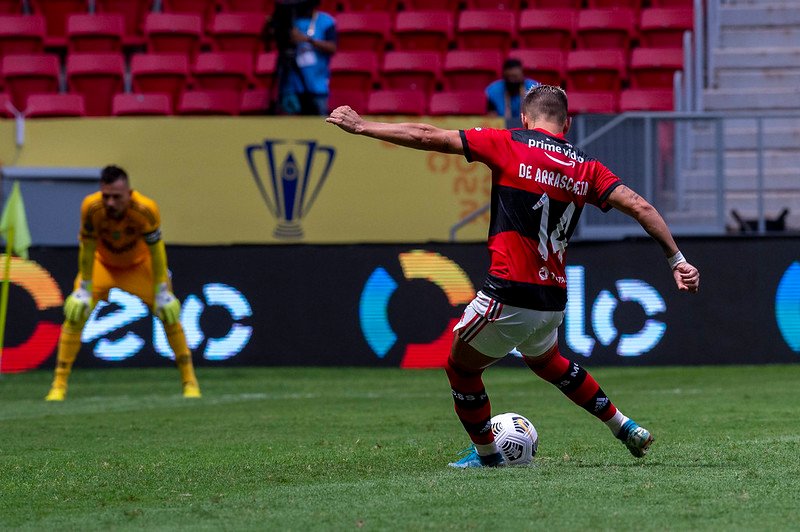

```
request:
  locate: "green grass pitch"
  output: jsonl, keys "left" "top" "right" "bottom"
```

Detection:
{"left": 1, "top": 364, "right": 798, "bottom": 530}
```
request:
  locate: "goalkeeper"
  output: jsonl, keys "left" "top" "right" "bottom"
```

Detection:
{"left": 45, "top": 165, "right": 201, "bottom": 401}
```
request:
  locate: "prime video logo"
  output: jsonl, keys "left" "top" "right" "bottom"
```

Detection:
{"left": 776, "top": 262, "right": 800, "bottom": 353}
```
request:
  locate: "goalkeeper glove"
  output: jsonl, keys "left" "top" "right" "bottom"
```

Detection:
{"left": 64, "top": 281, "right": 93, "bottom": 322}
{"left": 154, "top": 282, "right": 181, "bottom": 325}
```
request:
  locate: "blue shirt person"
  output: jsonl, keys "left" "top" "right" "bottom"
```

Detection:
{"left": 485, "top": 58, "right": 539, "bottom": 129}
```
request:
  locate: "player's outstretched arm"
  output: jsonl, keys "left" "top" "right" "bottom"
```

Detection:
{"left": 607, "top": 184, "right": 700, "bottom": 293}
{"left": 326, "top": 105, "right": 464, "bottom": 155}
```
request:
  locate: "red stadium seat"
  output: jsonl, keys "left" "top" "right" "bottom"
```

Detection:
{"left": 161, "top": 0, "right": 216, "bottom": 28}
{"left": 442, "top": 50, "right": 502, "bottom": 91}
{"left": 465, "top": 0, "right": 521, "bottom": 9}
{"left": 209, "top": 12, "right": 266, "bottom": 55}
{"left": 328, "top": 88, "right": 366, "bottom": 112}
{"left": 0, "top": 14, "right": 46, "bottom": 58}
{"left": 336, "top": 12, "right": 391, "bottom": 53}
{"left": 66, "top": 13, "right": 124, "bottom": 52}
{"left": 144, "top": 13, "right": 202, "bottom": 59}
{"left": 455, "top": 10, "right": 515, "bottom": 54}
{"left": 639, "top": 7, "right": 693, "bottom": 48}
{"left": 66, "top": 52, "right": 125, "bottom": 116}
{"left": 30, "top": 0, "right": 87, "bottom": 46}
{"left": 177, "top": 89, "right": 240, "bottom": 115}
{"left": 193, "top": 51, "right": 253, "bottom": 91}
{"left": 587, "top": 0, "right": 642, "bottom": 10}
{"left": 629, "top": 47, "right": 683, "bottom": 89}
{"left": 346, "top": 0, "right": 394, "bottom": 10}
{"left": 1, "top": 53, "right": 60, "bottom": 109}
{"left": 509, "top": 49, "right": 566, "bottom": 87}
{"left": 239, "top": 88, "right": 270, "bottom": 115}
{"left": 329, "top": 50, "right": 377, "bottom": 92}
{"left": 380, "top": 51, "right": 440, "bottom": 95}
{"left": 0, "top": 0, "right": 25, "bottom": 14}
{"left": 619, "top": 88, "right": 674, "bottom": 111}
{"left": 517, "top": 9, "right": 575, "bottom": 51}
{"left": 402, "top": 0, "right": 458, "bottom": 9}
{"left": 393, "top": 10, "right": 452, "bottom": 52}
{"left": 576, "top": 8, "right": 637, "bottom": 52}
{"left": 649, "top": 0, "right": 693, "bottom": 8}
{"left": 95, "top": 0, "right": 151, "bottom": 46}
{"left": 130, "top": 52, "right": 190, "bottom": 111}
{"left": 25, "top": 93, "right": 86, "bottom": 117}
{"left": 366, "top": 89, "right": 426, "bottom": 115}
{"left": 219, "top": 0, "right": 272, "bottom": 12}
{"left": 529, "top": 0, "right": 581, "bottom": 6}
{"left": 0, "top": 92, "right": 14, "bottom": 116}
{"left": 429, "top": 90, "right": 485, "bottom": 116}
{"left": 253, "top": 50, "right": 277, "bottom": 88}
{"left": 567, "top": 90, "right": 618, "bottom": 114}
{"left": 111, "top": 92, "right": 172, "bottom": 115}
{"left": 566, "top": 49, "right": 626, "bottom": 92}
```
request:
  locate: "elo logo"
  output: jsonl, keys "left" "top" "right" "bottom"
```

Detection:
{"left": 565, "top": 265, "right": 666, "bottom": 357}
{"left": 775, "top": 262, "right": 800, "bottom": 353}
{"left": 359, "top": 250, "right": 474, "bottom": 368}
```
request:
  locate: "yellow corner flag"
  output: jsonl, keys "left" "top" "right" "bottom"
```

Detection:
{"left": 0, "top": 181, "right": 31, "bottom": 259}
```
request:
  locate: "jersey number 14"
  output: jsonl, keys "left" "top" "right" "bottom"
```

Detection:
{"left": 532, "top": 193, "right": 576, "bottom": 263}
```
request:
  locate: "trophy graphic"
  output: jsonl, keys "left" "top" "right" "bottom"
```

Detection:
{"left": 245, "top": 139, "right": 336, "bottom": 239}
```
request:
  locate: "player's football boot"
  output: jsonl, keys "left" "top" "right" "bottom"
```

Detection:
{"left": 45, "top": 387, "right": 66, "bottom": 401}
{"left": 182, "top": 382, "right": 202, "bottom": 399}
{"left": 448, "top": 446, "right": 506, "bottom": 468}
{"left": 617, "top": 419, "right": 654, "bottom": 457}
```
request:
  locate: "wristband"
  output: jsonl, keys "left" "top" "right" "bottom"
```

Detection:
{"left": 79, "top": 280, "right": 92, "bottom": 291}
{"left": 667, "top": 251, "right": 686, "bottom": 270}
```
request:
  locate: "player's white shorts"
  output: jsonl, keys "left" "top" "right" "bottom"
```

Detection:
{"left": 453, "top": 291, "right": 564, "bottom": 358}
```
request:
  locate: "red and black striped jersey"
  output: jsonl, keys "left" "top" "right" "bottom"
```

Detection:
{"left": 460, "top": 127, "right": 621, "bottom": 311}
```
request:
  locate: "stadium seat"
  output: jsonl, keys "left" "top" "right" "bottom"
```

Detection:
{"left": 528, "top": 0, "right": 581, "bottom": 6}
{"left": 0, "top": 14, "right": 46, "bottom": 58}
{"left": 587, "top": 0, "right": 643, "bottom": 9}
{"left": 649, "top": 0, "right": 693, "bottom": 8}
{"left": 517, "top": 9, "right": 575, "bottom": 51}
{"left": 509, "top": 49, "right": 566, "bottom": 87}
{"left": 629, "top": 47, "right": 683, "bottom": 89}
{"left": 402, "top": 0, "right": 458, "bottom": 9}
{"left": 177, "top": 89, "right": 240, "bottom": 115}
{"left": 66, "top": 52, "right": 125, "bottom": 116}
{"left": 25, "top": 92, "right": 86, "bottom": 117}
{"left": 95, "top": 0, "right": 150, "bottom": 47}
{"left": 161, "top": 0, "right": 216, "bottom": 28}
{"left": 619, "top": 88, "right": 674, "bottom": 111}
{"left": 0, "top": 92, "right": 14, "bottom": 116}
{"left": 393, "top": 10, "right": 453, "bottom": 52}
{"left": 1, "top": 53, "right": 60, "bottom": 110}
{"left": 111, "top": 92, "right": 172, "bottom": 115}
{"left": 0, "top": 0, "right": 25, "bottom": 14}
{"left": 130, "top": 52, "right": 190, "bottom": 111}
{"left": 576, "top": 8, "right": 637, "bottom": 53}
{"left": 328, "top": 88, "right": 366, "bottom": 112}
{"left": 465, "top": 0, "right": 521, "bottom": 9}
{"left": 346, "top": 0, "right": 394, "bottom": 10}
{"left": 566, "top": 49, "right": 627, "bottom": 92}
{"left": 455, "top": 10, "right": 515, "bottom": 54}
{"left": 335, "top": 12, "right": 391, "bottom": 53}
{"left": 380, "top": 51, "right": 440, "bottom": 95}
{"left": 329, "top": 50, "right": 377, "bottom": 92}
{"left": 144, "top": 13, "right": 203, "bottom": 59}
{"left": 219, "top": 0, "right": 271, "bottom": 12}
{"left": 239, "top": 88, "right": 270, "bottom": 114}
{"left": 366, "top": 89, "right": 426, "bottom": 115}
{"left": 66, "top": 13, "right": 124, "bottom": 52}
{"left": 30, "top": 0, "right": 88, "bottom": 46}
{"left": 567, "top": 90, "right": 618, "bottom": 114}
{"left": 209, "top": 12, "right": 266, "bottom": 55}
{"left": 253, "top": 50, "right": 277, "bottom": 88}
{"left": 428, "top": 90, "right": 485, "bottom": 116}
{"left": 442, "top": 50, "right": 503, "bottom": 91}
{"left": 192, "top": 51, "right": 253, "bottom": 91}
{"left": 639, "top": 7, "right": 693, "bottom": 48}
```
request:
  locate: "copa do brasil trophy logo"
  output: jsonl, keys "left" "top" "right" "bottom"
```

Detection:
{"left": 245, "top": 139, "right": 336, "bottom": 240}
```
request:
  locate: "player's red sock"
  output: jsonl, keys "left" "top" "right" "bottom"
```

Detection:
{"left": 444, "top": 356, "right": 494, "bottom": 445}
{"left": 524, "top": 344, "right": 618, "bottom": 422}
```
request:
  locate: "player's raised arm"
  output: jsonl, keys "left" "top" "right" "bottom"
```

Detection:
{"left": 326, "top": 105, "right": 464, "bottom": 155}
{"left": 606, "top": 184, "right": 700, "bottom": 293}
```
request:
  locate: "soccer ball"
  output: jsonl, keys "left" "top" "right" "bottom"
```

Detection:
{"left": 491, "top": 412, "right": 538, "bottom": 466}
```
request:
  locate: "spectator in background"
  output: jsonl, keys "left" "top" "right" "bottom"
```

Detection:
{"left": 485, "top": 58, "right": 539, "bottom": 129}
{"left": 268, "top": 0, "right": 337, "bottom": 116}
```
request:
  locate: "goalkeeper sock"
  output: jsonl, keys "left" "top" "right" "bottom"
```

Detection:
{"left": 444, "top": 356, "right": 494, "bottom": 446}
{"left": 523, "top": 343, "right": 617, "bottom": 422}
{"left": 164, "top": 322, "right": 198, "bottom": 386}
{"left": 51, "top": 320, "right": 84, "bottom": 390}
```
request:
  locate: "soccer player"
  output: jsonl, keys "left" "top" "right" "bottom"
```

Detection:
{"left": 45, "top": 165, "right": 202, "bottom": 401}
{"left": 327, "top": 85, "right": 700, "bottom": 467}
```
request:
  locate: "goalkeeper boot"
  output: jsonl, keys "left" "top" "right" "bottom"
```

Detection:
{"left": 45, "top": 387, "right": 66, "bottom": 402}
{"left": 448, "top": 446, "right": 506, "bottom": 468}
{"left": 617, "top": 419, "right": 653, "bottom": 458}
{"left": 182, "top": 382, "right": 202, "bottom": 399}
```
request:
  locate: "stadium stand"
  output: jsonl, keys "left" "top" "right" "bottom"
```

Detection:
{"left": 25, "top": 92, "right": 86, "bottom": 117}
{"left": 335, "top": 12, "right": 392, "bottom": 53}
{"left": 0, "top": 14, "right": 46, "bottom": 58}
{"left": 111, "top": 92, "right": 171, "bottom": 115}
{"left": 367, "top": 89, "right": 427, "bottom": 115}
{"left": 380, "top": 50, "right": 440, "bottom": 96}
{"left": 95, "top": 0, "right": 150, "bottom": 47}
{"left": 0, "top": 0, "right": 26, "bottom": 14}
{"left": 567, "top": 90, "right": 618, "bottom": 114}
{"left": 576, "top": 8, "right": 637, "bottom": 53}
{"left": 219, "top": 0, "right": 271, "bottom": 13}
{"left": 209, "top": 12, "right": 266, "bottom": 55}
{"left": 619, "top": 88, "right": 674, "bottom": 111}
{"left": 392, "top": 10, "right": 453, "bottom": 52}
{"left": 239, "top": 88, "right": 270, "bottom": 115}
{"left": 509, "top": 49, "right": 566, "bottom": 87}
{"left": 177, "top": 89, "right": 240, "bottom": 115}
{"left": 66, "top": 13, "right": 125, "bottom": 53}
{"left": 517, "top": 8, "right": 575, "bottom": 51}
{"left": 566, "top": 49, "right": 627, "bottom": 92}
{"left": 442, "top": 50, "right": 503, "bottom": 91}
{"left": 639, "top": 7, "right": 694, "bottom": 47}
{"left": 30, "top": 0, "right": 87, "bottom": 46}
{"left": 629, "top": 47, "right": 683, "bottom": 88}
{"left": 192, "top": 51, "right": 253, "bottom": 92}
{"left": 329, "top": 88, "right": 367, "bottom": 112}
{"left": 1, "top": 52, "right": 60, "bottom": 110}
{"left": 144, "top": 12, "right": 203, "bottom": 59}
{"left": 428, "top": 90, "right": 485, "bottom": 116}
{"left": 455, "top": 10, "right": 515, "bottom": 54}
{"left": 130, "top": 52, "right": 190, "bottom": 112}
{"left": 161, "top": 0, "right": 217, "bottom": 28}
{"left": 329, "top": 50, "right": 378, "bottom": 92}
{"left": 0, "top": 91, "right": 13, "bottom": 116}
{"left": 66, "top": 52, "right": 125, "bottom": 116}
{"left": 253, "top": 50, "right": 277, "bottom": 88}
{"left": 402, "top": 0, "right": 458, "bottom": 9}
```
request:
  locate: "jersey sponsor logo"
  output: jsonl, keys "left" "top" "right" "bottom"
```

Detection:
{"left": 775, "top": 262, "right": 800, "bottom": 353}
{"left": 542, "top": 151, "right": 576, "bottom": 168}
{"left": 245, "top": 139, "right": 336, "bottom": 241}
{"left": 526, "top": 137, "right": 585, "bottom": 163}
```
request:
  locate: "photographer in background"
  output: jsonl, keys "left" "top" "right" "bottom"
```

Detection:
{"left": 267, "top": 0, "right": 337, "bottom": 116}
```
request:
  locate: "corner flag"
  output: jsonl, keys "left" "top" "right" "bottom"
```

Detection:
{"left": 0, "top": 181, "right": 31, "bottom": 259}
